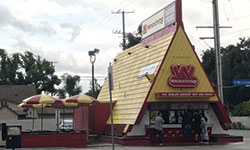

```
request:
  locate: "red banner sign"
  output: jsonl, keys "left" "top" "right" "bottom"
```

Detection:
{"left": 155, "top": 92, "right": 215, "bottom": 98}
{"left": 168, "top": 64, "right": 199, "bottom": 88}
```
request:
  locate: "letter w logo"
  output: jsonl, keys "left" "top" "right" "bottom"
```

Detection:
{"left": 168, "top": 64, "right": 199, "bottom": 88}
{"left": 171, "top": 65, "right": 194, "bottom": 79}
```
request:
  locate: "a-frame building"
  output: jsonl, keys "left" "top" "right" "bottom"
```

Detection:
{"left": 87, "top": 0, "right": 242, "bottom": 144}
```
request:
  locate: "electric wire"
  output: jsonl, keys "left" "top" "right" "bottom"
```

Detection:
{"left": 219, "top": 0, "right": 230, "bottom": 21}
{"left": 202, "top": 40, "right": 213, "bottom": 49}
{"left": 93, "top": 0, "right": 133, "bottom": 30}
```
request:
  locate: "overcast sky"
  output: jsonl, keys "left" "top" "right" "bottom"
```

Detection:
{"left": 1, "top": 0, "right": 250, "bottom": 92}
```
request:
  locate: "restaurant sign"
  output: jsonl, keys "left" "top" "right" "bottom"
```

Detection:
{"left": 141, "top": 1, "right": 176, "bottom": 39}
{"left": 138, "top": 61, "right": 159, "bottom": 78}
{"left": 168, "top": 64, "right": 199, "bottom": 88}
{"left": 155, "top": 92, "right": 215, "bottom": 98}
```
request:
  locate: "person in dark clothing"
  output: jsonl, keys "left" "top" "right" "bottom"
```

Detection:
{"left": 192, "top": 110, "right": 201, "bottom": 142}
{"left": 182, "top": 110, "right": 192, "bottom": 142}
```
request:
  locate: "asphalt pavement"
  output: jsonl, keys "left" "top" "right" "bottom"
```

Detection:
{"left": 3, "top": 130, "right": 249, "bottom": 150}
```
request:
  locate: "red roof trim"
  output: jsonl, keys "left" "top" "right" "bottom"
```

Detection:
{"left": 180, "top": 24, "right": 231, "bottom": 124}
{"left": 135, "top": 25, "right": 231, "bottom": 127}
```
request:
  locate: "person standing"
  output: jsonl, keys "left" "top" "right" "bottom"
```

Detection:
{"left": 150, "top": 112, "right": 165, "bottom": 145}
{"left": 192, "top": 110, "right": 201, "bottom": 143}
{"left": 182, "top": 110, "right": 192, "bottom": 142}
{"left": 201, "top": 114, "right": 209, "bottom": 144}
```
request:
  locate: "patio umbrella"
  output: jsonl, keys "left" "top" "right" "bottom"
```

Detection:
{"left": 22, "top": 94, "right": 61, "bottom": 131}
{"left": 64, "top": 94, "right": 99, "bottom": 104}
{"left": 18, "top": 103, "right": 51, "bottom": 130}
{"left": 64, "top": 94, "right": 99, "bottom": 130}
{"left": 22, "top": 94, "right": 62, "bottom": 104}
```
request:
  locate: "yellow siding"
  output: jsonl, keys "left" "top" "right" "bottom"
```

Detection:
{"left": 97, "top": 32, "right": 174, "bottom": 126}
{"left": 147, "top": 26, "right": 219, "bottom": 102}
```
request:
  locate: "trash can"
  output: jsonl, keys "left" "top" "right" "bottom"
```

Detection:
{"left": 6, "top": 125, "right": 22, "bottom": 149}
{"left": 0, "top": 123, "right": 6, "bottom": 147}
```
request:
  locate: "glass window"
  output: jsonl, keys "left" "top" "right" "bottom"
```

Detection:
{"left": 149, "top": 109, "right": 204, "bottom": 124}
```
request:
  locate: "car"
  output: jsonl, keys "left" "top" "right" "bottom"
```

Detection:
{"left": 59, "top": 120, "right": 73, "bottom": 132}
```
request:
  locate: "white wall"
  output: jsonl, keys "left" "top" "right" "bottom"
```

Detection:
{"left": 127, "top": 110, "right": 150, "bottom": 136}
{"left": 0, "top": 119, "right": 58, "bottom": 131}
{"left": 230, "top": 116, "right": 250, "bottom": 129}
{"left": 205, "top": 106, "right": 225, "bottom": 134}
{"left": 0, "top": 108, "right": 18, "bottom": 120}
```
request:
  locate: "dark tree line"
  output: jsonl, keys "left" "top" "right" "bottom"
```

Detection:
{"left": 0, "top": 49, "right": 101, "bottom": 98}
{"left": 120, "top": 24, "right": 142, "bottom": 50}
{"left": 201, "top": 38, "right": 250, "bottom": 115}
{"left": 0, "top": 49, "right": 61, "bottom": 94}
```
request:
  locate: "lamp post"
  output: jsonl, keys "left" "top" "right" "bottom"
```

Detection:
{"left": 88, "top": 48, "right": 99, "bottom": 134}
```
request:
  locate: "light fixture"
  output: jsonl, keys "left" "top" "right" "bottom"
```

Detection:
{"left": 88, "top": 48, "right": 100, "bottom": 134}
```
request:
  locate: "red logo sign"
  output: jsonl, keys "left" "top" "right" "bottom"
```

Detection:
{"left": 168, "top": 64, "right": 199, "bottom": 88}
{"left": 142, "top": 25, "right": 147, "bottom": 34}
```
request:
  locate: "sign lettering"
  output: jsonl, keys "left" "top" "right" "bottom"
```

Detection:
{"left": 168, "top": 64, "right": 199, "bottom": 88}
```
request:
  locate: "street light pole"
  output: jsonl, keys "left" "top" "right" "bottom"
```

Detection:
{"left": 88, "top": 48, "right": 99, "bottom": 134}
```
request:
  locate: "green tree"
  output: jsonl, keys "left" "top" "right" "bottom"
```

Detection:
{"left": 120, "top": 24, "right": 142, "bottom": 50}
{"left": 201, "top": 48, "right": 216, "bottom": 85}
{"left": 201, "top": 38, "right": 250, "bottom": 112}
{"left": 85, "top": 78, "right": 101, "bottom": 99}
{"left": 0, "top": 49, "right": 61, "bottom": 95}
{"left": 0, "top": 49, "right": 23, "bottom": 84}
{"left": 20, "top": 51, "right": 61, "bottom": 94}
{"left": 232, "top": 100, "right": 250, "bottom": 116}
{"left": 58, "top": 73, "right": 82, "bottom": 98}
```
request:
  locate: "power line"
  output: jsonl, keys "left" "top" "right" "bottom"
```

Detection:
{"left": 221, "top": 27, "right": 250, "bottom": 37}
{"left": 220, "top": 0, "right": 230, "bottom": 21}
{"left": 93, "top": 0, "right": 133, "bottom": 31}
{"left": 202, "top": 40, "right": 213, "bottom": 49}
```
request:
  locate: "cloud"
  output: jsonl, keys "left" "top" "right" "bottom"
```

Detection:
{"left": 0, "top": 6, "right": 56, "bottom": 36}
{"left": 60, "top": 23, "right": 81, "bottom": 41}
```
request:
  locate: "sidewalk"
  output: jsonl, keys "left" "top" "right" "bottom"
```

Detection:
{"left": 2, "top": 130, "right": 249, "bottom": 150}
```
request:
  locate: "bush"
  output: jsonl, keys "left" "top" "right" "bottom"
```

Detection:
{"left": 228, "top": 122, "right": 245, "bottom": 130}
{"left": 232, "top": 100, "right": 250, "bottom": 116}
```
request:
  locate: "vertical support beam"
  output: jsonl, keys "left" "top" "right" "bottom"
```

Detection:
{"left": 91, "top": 62, "right": 95, "bottom": 134}
{"left": 176, "top": 0, "right": 183, "bottom": 27}
{"left": 213, "top": 0, "right": 224, "bottom": 104}
{"left": 122, "top": 11, "right": 126, "bottom": 50}
{"left": 108, "top": 63, "right": 115, "bottom": 150}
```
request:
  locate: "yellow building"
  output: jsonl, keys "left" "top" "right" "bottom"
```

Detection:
{"left": 97, "top": 0, "right": 240, "bottom": 144}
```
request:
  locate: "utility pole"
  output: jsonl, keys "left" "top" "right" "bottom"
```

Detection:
{"left": 213, "top": 0, "right": 224, "bottom": 104}
{"left": 196, "top": 1, "right": 233, "bottom": 104}
{"left": 112, "top": 10, "right": 134, "bottom": 50}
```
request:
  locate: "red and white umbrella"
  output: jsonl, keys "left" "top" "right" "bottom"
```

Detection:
{"left": 22, "top": 94, "right": 61, "bottom": 104}
{"left": 22, "top": 94, "right": 61, "bottom": 131}
{"left": 18, "top": 103, "right": 51, "bottom": 108}
{"left": 64, "top": 94, "right": 99, "bottom": 104}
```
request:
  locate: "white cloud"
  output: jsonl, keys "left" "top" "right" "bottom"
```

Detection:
{"left": 60, "top": 23, "right": 81, "bottom": 41}
{"left": 74, "top": 28, "right": 120, "bottom": 45}
{"left": 1, "top": 0, "right": 250, "bottom": 92}
{"left": 2, "top": 0, "right": 84, "bottom": 19}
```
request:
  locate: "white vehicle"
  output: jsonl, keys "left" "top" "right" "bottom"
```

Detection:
{"left": 59, "top": 120, "right": 73, "bottom": 131}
